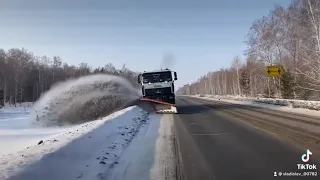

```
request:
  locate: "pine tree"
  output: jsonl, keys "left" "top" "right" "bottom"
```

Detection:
{"left": 280, "top": 71, "right": 295, "bottom": 99}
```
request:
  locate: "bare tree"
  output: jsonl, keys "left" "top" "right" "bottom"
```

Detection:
{"left": 232, "top": 56, "right": 242, "bottom": 96}
{"left": 178, "top": 0, "right": 320, "bottom": 100}
{"left": 295, "top": 0, "right": 320, "bottom": 93}
{"left": 0, "top": 48, "right": 141, "bottom": 104}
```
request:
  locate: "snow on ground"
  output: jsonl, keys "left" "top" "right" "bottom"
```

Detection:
{"left": 0, "top": 104, "right": 32, "bottom": 130}
{"left": 0, "top": 104, "right": 89, "bottom": 156}
{"left": 149, "top": 114, "right": 176, "bottom": 180}
{"left": 108, "top": 114, "right": 176, "bottom": 180}
{"left": 0, "top": 105, "right": 79, "bottom": 156}
{"left": 190, "top": 95, "right": 320, "bottom": 117}
{"left": 1, "top": 105, "right": 176, "bottom": 180}
{"left": 0, "top": 104, "right": 40, "bottom": 156}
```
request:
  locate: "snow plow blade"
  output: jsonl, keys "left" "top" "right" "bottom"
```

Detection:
{"left": 139, "top": 98, "right": 178, "bottom": 114}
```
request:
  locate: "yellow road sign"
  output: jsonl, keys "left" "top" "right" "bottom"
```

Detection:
{"left": 266, "top": 65, "right": 283, "bottom": 77}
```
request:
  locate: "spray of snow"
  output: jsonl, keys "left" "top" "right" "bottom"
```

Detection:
{"left": 30, "top": 74, "right": 141, "bottom": 126}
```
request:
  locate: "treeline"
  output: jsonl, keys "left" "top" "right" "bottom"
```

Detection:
{"left": 0, "top": 48, "right": 140, "bottom": 104}
{"left": 177, "top": 0, "right": 320, "bottom": 100}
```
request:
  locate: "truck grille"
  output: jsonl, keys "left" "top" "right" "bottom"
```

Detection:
{"left": 145, "top": 87, "right": 172, "bottom": 96}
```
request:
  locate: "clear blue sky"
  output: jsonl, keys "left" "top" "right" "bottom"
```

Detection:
{"left": 0, "top": 0, "right": 291, "bottom": 88}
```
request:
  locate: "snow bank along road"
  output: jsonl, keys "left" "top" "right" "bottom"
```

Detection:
{"left": 0, "top": 106, "right": 176, "bottom": 180}
{"left": 173, "top": 96, "right": 320, "bottom": 180}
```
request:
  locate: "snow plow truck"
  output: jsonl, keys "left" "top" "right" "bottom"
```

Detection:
{"left": 138, "top": 68, "right": 178, "bottom": 114}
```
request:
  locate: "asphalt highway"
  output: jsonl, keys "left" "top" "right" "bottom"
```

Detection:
{"left": 173, "top": 96, "right": 320, "bottom": 180}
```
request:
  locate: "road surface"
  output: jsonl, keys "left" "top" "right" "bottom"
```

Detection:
{"left": 173, "top": 96, "right": 320, "bottom": 180}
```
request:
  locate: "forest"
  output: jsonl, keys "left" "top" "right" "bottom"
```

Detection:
{"left": 177, "top": 0, "right": 320, "bottom": 100}
{"left": 2, "top": 0, "right": 320, "bottom": 104}
{"left": 0, "top": 48, "right": 140, "bottom": 104}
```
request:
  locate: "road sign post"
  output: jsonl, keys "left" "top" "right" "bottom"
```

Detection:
{"left": 266, "top": 65, "right": 284, "bottom": 77}
{"left": 265, "top": 65, "right": 284, "bottom": 98}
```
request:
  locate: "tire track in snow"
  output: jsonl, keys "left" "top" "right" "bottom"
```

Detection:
{"left": 149, "top": 114, "right": 176, "bottom": 180}
{"left": 107, "top": 114, "right": 176, "bottom": 180}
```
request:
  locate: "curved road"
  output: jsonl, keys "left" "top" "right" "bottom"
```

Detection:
{"left": 173, "top": 96, "right": 320, "bottom": 180}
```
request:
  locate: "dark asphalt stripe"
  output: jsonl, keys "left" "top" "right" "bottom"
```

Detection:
{"left": 188, "top": 97, "right": 320, "bottom": 125}
{"left": 187, "top": 97, "right": 320, "bottom": 127}
{"left": 185, "top": 96, "right": 320, "bottom": 154}
{"left": 174, "top": 98, "right": 217, "bottom": 180}
{"left": 174, "top": 97, "right": 320, "bottom": 180}
{"left": 217, "top": 108, "right": 320, "bottom": 153}
{"left": 173, "top": 118, "right": 185, "bottom": 180}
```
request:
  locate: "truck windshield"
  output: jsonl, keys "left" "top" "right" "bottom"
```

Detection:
{"left": 142, "top": 72, "right": 172, "bottom": 83}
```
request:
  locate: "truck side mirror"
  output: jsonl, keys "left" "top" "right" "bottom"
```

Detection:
{"left": 174, "top": 72, "right": 177, "bottom": 80}
{"left": 138, "top": 74, "right": 141, "bottom": 83}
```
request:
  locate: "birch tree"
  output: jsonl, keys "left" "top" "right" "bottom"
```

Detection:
{"left": 231, "top": 56, "right": 242, "bottom": 96}
{"left": 295, "top": 0, "right": 320, "bottom": 93}
{"left": 0, "top": 48, "right": 140, "bottom": 105}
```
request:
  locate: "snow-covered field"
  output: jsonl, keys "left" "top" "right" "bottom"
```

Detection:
{"left": 190, "top": 95, "right": 320, "bottom": 117}
{"left": 0, "top": 105, "right": 176, "bottom": 180}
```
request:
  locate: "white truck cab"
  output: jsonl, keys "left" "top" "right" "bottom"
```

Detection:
{"left": 138, "top": 69, "right": 177, "bottom": 104}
